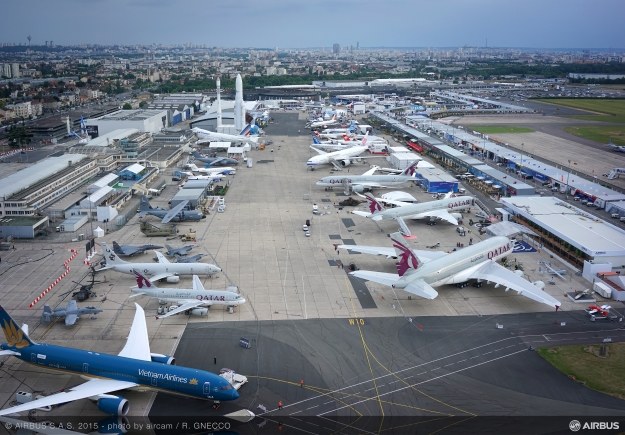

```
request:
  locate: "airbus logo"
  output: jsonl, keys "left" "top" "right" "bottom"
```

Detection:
{"left": 569, "top": 420, "right": 619, "bottom": 431}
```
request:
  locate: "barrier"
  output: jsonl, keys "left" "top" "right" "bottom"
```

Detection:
{"left": 29, "top": 249, "right": 77, "bottom": 308}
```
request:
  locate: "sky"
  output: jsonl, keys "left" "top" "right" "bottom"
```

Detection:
{"left": 1, "top": 0, "right": 624, "bottom": 50}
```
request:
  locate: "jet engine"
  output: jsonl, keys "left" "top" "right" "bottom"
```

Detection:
{"left": 339, "top": 159, "right": 352, "bottom": 167}
{"left": 190, "top": 307, "right": 209, "bottom": 316}
{"left": 165, "top": 275, "right": 180, "bottom": 283}
{"left": 150, "top": 353, "right": 176, "bottom": 365}
{"left": 532, "top": 280, "right": 545, "bottom": 290}
{"left": 450, "top": 212, "right": 463, "bottom": 221}
{"left": 97, "top": 395, "right": 129, "bottom": 416}
{"left": 348, "top": 184, "right": 366, "bottom": 194}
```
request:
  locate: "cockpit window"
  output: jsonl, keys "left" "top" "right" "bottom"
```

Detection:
{"left": 219, "top": 384, "right": 234, "bottom": 391}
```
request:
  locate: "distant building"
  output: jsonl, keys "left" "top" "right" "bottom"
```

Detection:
{"left": 332, "top": 43, "right": 340, "bottom": 55}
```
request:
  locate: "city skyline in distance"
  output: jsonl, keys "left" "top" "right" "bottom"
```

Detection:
{"left": 1, "top": 0, "right": 624, "bottom": 50}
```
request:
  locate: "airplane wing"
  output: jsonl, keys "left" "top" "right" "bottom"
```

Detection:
{"left": 157, "top": 300, "right": 205, "bottom": 319}
{"left": 350, "top": 271, "right": 438, "bottom": 300}
{"left": 117, "top": 303, "right": 152, "bottom": 361}
{"left": 154, "top": 251, "right": 171, "bottom": 264}
{"left": 161, "top": 200, "right": 189, "bottom": 224}
{"left": 309, "top": 146, "right": 327, "bottom": 155}
{"left": 362, "top": 166, "right": 379, "bottom": 176}
{"left": 337, "top": 244, "right": 447, "bottom": 263}
{"left": 192, "top": 275, "right": 205, "bottom": 291}
{"left": 67, "top": 300, "right": 77, "bottom": 311}
{"left": 0, "top": 378, "right": 137, "bottom": 417}
{"left": 64, "top": 314, "right": 78, "bottom": 326}
{"left": 468, "top": 262, "right": 561, "bottom": 308}
{"left": 148, "top": 272, "right": 174, "bottom": 282}
{"left": 409, "top": 208, "right": 459, "bottom": 225}
{"left": 396, "top": 217, "right": 413, "bottom": 237}
{"left": 349, "top": 181, "right": 387, "bottom": 190}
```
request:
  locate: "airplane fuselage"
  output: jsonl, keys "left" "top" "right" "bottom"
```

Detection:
{"left": 2, "top": 342, "right": 238, "bottom": 401}
{"left": 397, "top": 237, "right": 513, "bottom": 288}
{"left": 307, "top": 146, "right": 369, "bottom": 168}
{"left": 316, "top": 174, "right": 413, "bottom": 188}
{"left": 111, "top": 263, "right": 220, "bottom": 277}
{"left": 376, "top": 196, "right": 474, "bottom": 220}
{"left": 144, "top": 210, "right": 204, "bottom": 222}
{"left": 134, "top": 288, "right": 246, "bottom": 306}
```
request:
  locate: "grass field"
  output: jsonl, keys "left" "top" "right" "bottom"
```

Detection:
{"left": 469, "top": 126, "right": 534, "bottom": 134}
{"left": 536, "top": 99, "right": 625, "bottom": 145}
{"left": 537, "top": 343, "right": 625, "bottom": 400}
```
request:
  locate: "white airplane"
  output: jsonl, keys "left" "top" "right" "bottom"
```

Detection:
{"left": 308, "top": 114, "right": 339, "bottom": 129}
{"left": 316, "top": 161, "right": 421, "bottom": 193}
{"left": 353, "top": 192, "right": 474, "bottom": 236}
{"left": 132, "top": 272, "right": 246, "bottom": 318}
{"left": 307, "top": 133, "right": 374, "bottom": 170}
{"left": 192, "top": 126, "right": 258, "bottom": 145}
{"left": 347, "top": 232, "right": 561, "bottom": 309}
{"left": 185, "top": 163, "right": 236, "bottom": 175}
{"left": 186, "top": 173, "right": 224, "bottom": 182}
{"left": 99, "top": 243, "right": 221, "bottom": 283}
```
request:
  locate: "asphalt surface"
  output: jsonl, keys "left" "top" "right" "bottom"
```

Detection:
{"left": 151, "top": 312, "right": 625, "bottom": 433}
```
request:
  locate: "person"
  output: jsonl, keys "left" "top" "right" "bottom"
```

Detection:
{"left": 300, "top": 379, "right": 304, "bottom": 388}
{"left": 278, "top": 400, "right": 283, "bottom": 410}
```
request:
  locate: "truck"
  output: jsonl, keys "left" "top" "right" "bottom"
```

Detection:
{"left": 140, "top": 221, "right": 177, "bottom": 237}
{"left": 593, "top": 281, "right": 613, "bottom": 299}
{"left": 180, "top": 228, "right": 197, "bottom": 242}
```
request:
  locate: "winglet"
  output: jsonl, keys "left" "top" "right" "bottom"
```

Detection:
{"left": 389, "top": 232, "right": 420, "bottom": 276}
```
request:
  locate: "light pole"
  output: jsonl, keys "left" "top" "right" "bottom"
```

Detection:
{"left": 566, "top": 159, "right": 572, "bottom": 199}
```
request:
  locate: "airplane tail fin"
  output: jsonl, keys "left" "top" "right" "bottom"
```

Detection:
{"left": 139, "top": 196, "right": 153, "bottom": 212}
{"left": 401, "top": 161, "right": 419, "bottom": 176}
{"left": 0, "top": 306, "right": 35, "bottom": 348}
{"left": 133, "top": 271, "right": 153, "bottom": 289}
{"left": 389, "top": 232, "right": 421, "bottom": 276}
{"left": 112, "top": 241, "right": 124, "bottom": 255}
{"left": 239, "top": 124, "right": 251, "bottom": 136}
{"left": 101, "top": 242, "right": 126, "bottom": 265}
{"left": 364, "top": 192, "right": 384, "bottom": 216}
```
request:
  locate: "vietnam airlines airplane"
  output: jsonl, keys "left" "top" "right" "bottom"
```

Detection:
{"left": 353, "top": 192, "right": 474, "bottom": 236}
{"left": 0, "top": 304, "right": 240, "bottom": 417}
{"left": 347, "top": 232, "right": 561, "bottom": 309}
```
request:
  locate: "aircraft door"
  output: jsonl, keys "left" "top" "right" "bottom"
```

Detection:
{"left": 203, "top": 382, "right": 211, "bottom": 397}
{"left": 151, "top": 376, "right": 157, "bottom": 387}
{"left": 83, "top": 363, "right": 89, "bottom": 373}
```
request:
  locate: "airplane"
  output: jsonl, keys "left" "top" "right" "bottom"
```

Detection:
{"left": 192, "top": 126, "right": 259, "bottom": 145}
{"left": 190, "top": 151, "right": 240, "bottom": 167}
{"left": 113, "top": 241, "right": 163, "bottom": 257}
{"left": 0, "top": 303, "right": 240, "bottom": 417}
{"left": 132, "top": 272, "right": 246, "bottom": 318}
{"left": 353, "top": 192, "right": 474, "bottom": 236}
{"left": 347, "top": 232, "right": 561, "bottom": 310}
{"left": 185, "top": 162, "right": 236, "bottom": 175}
{"left": 174, "top": 254, "right": 205, "bottom": 263}
{"left": 41, "top": 300, "right": 103, "bottom": 326}
{"left": 99, "top": 242, "right": 221, "bottom": 283}
{"left": 306, "top": 133, "right": 374, "bottom": 171}
{"left": 138, "top": 196, "right": 205, "bottom": 224}
{"left": 315, "top": 161, "right": 420, "bottom": 193}
{"left": 165, "top": 244, "right": 195, "bottom": 257}
{"left": 608, "top": 143, "right": 625, "bottom": 153}
{"left": 186, "top": 173, "right": 224, "bottom": 182}
{"left": 307, "top": 114, "right": 338, "bottom": 130}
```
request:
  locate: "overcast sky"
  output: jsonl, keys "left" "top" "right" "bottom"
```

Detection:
{"left": 1, "top": 0, "right": 624, "bottom": 49}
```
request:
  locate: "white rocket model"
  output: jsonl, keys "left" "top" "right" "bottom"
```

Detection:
{"left": 216, "top": 76, "right": 222, "bottom": 129}
{"left": 234, "top": 73, "right": 244, "bottom": 131}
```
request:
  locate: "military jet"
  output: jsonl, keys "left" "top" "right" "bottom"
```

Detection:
{"left": 138, "top": 196, "right": 205, "bottom": 224}
{"left": 165, "top": 244, "right": 195, "bottom": 257}
{"left": 113, "top": 241, "right": 163, "bottom": 257}
{"left": 41, "top": 300, "right": 103, "bottom": 326}
{"left": 174, "top": 254, "right": 205, "bottom": 263}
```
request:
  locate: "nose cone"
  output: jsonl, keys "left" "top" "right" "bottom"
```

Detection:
{"left": 229, "top": 388, "right": 240, "bottom": 400}
{"left": 211, "top": 266, "right": 222, "bottom": 274}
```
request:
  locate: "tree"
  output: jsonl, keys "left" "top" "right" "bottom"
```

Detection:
{"left": 122, "top": 103, "right": 132, "bottom": 110}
